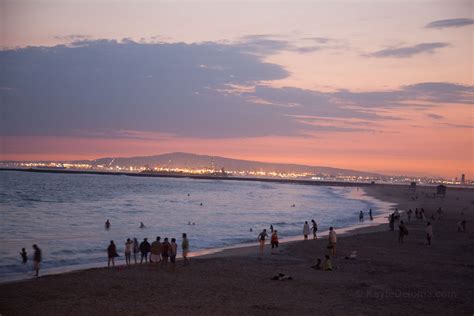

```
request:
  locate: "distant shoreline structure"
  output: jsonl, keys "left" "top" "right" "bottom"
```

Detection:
{"left": 2, "top": 168, "right": 473, "bottom": 190}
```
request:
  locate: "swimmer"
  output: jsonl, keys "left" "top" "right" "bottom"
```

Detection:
{"left": 139, "top": 222, "right": 145, "bottom": 228}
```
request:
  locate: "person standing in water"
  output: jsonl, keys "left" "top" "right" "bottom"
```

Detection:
{"left": 105, "top": 219, "right": 111, "bottom": 229}
{"left": 124, "top": 238, "right": 133, "bottom": 266}
{"left": 20, "top": 248, "right": 27, "bottom": 264}
{"left": 369, "top": 209, "right": 373, "bottom": 221}
{"left": 303, "top": 221, "right": 310, "bottom": 240}
{"left": 311, "top": 219, "right": 318, "bottom": 239}
{"left": 32, "top": 244, "right": 42, "bottom": 277}
{"left": 258, "top": 229, "right": 268, "bottom": 256}
{"left": 182, "top": 233, "right": 189, "bottom": 266}
{"left": 107, "top": 240, "right": 118, "bottom": 268}
{"left": 359, "top": 210, "right": 364, "bottom": 222}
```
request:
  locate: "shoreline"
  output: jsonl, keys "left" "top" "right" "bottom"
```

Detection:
{"left": 1, "top": 184, "right": 473, "bottom": 314}
{"left": 0, "top": 186, "right": 394, "bottom": 284}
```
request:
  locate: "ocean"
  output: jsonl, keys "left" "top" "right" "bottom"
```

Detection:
{"left": 0, "top": 170, "right": 393, "bottom": 282}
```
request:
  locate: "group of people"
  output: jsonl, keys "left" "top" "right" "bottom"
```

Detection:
{"left": 302, "top": 219, "right": 319, "bottom": 240}
{"left": 19, "top": 244, "right": 42, "bottom": 277}
{"left": 359, "top": 209, "right": 374, "bottom": 222}
{"left": 107, "top": 233, "right": 190, "bottom": 270}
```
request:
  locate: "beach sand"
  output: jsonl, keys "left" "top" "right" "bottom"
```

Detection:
{"left": 1, "top": 184, "right": 473, "bottom": 315}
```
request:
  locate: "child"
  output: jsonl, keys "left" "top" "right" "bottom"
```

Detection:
{"left": 323, "top": 255, "right": 332, "bottom": 271}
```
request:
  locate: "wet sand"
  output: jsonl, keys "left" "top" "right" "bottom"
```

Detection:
{"left": 1, "top": 184, "right": 473, "bottom": 315}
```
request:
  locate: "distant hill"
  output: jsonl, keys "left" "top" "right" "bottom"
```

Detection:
{"left": 72, "top": 152, "right": 384, "bottom": 177}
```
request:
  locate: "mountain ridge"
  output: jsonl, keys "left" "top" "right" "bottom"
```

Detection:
{"left": 71, "top": 152, "right": 384, "bottom": 177}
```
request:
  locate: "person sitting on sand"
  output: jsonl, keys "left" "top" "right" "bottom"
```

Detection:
{"left": 182, "top": 233, "right": 189, "bottom": 266}
{"left": 124, "top": 238, "right": 133, "bottom": 266}
{"left": 311, "top": 258, "right": 322, "bottom": 270}
{"left": 150, "top": 237, "right": 161, "bottom": 264}
{"left": 162, "top": 238, "right": 170, "bottom": 265}
{"left": 398, "top": 221, "right": 408, "bottom": 244}
{"left": 107, "top": 240, "right": 118, "bottom": 268}
{"left": 426, "top": 222, "right": 433, "bottom": 245}
{"left": 328, "top": 227, "right": 337, "bottom": 255}
{"left": 323, "top": 255, "right": 333, "bottom": 271}
{"left": 20, "top": 248, "right": 27, "bottom": 264}
{"left": 170, "top": 238, "right": 178, "bottom": 271}
{"left": 258, "top": 229, "right": 268, "bottom": 256}
{"left": 271, "top": 230, "right": 279, "bottom": 254}
{"left": 32, "top": 244, "right": 42, "bottom": 277}
{"left": 303, "top": 221, "right": 310, "bottom": 240}
{"left": 105, "top": 219, "right": 111, "bottom": 229}
{"left": 139, "top": 238, "right": 151, "bottom": 264}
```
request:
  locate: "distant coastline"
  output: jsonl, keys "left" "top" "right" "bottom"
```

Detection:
{"left": 2, "top": 167, "right": 473, "bottom": 190}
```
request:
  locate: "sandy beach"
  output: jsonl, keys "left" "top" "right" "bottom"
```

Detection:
{"left": 1, "top": 184, "right": 473, "bottom": 315}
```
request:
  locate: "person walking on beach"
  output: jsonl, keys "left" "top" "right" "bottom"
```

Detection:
{"left": 124, "top": 238, "right": 133, "bottom": 266}
{"left": 426, "top": 222, "right": 433, "bottom": 245}
{"left": 359, "top": 210, "right": 364, "bottom": 222}
{"left": 162, "top": 238, "right": 170, "bottom": 265}
{"left": 139, "top": 238, "right": 151, "bottom": 264}
{"left": 32, "top": 244, "right": 42, "bottom": 277}
{"left": 303, "top": 221, "right": 310, "bottom": 240}
{"left": 389, "top": 214, "right": 395, "bottom": 231}
{"left": 369, "top": 209, "right": 373, "bottom": 221}
{"left": 398, "top": 221, "right": 408, "bottom": 244}
{"left": 132, "top": 238, "right": 139, "bottom": 264}
{"left": 20, "top": 248, "right": 27, "bottom": 264}
{"left": 150, "top": 237, "right": 161, "bottom": 264}
{"left": 107, "top": 240, "right": 118, "bottom": 268}
{"left": 328, "top": 227, "right": 337, "bottom": 255}
{"left": 311, "top": 219, "right": 318, "bottom": 239}
{"left": 258, "top": 229, "right": 268, "bottom": 256}
{"left": 270, "top": 230, "right": 279, "bottom": 254}
{"left": 182, "top": 233, "right": 189, "bottom": 265}
{"left": 170, "top": 238, "right": 178, "bottom": 271}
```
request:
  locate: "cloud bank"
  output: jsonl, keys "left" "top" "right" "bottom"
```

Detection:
{"left": 1, "top": 39, "right": 472, "bottom": 140}
{"left": 368, "top": 43, "right": 450, "bottom": 58}
{"left": 426, "top": 18, "right": 474, "bottom": 29}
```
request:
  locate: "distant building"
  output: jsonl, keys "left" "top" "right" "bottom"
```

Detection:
{"left": 461, "top": 174, "right": 465, "bottom": 185}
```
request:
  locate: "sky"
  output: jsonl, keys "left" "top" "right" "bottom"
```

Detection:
{"left": 0, "top": 0, "right": 473, "bottom": 178}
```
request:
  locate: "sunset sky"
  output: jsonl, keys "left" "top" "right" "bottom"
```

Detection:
{"left": 1, "top": 0, "right": 473, "bottom": 178}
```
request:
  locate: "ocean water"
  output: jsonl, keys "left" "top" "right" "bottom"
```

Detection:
{"left": 0, "top": 170, "right": 393, "bottom": 282}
